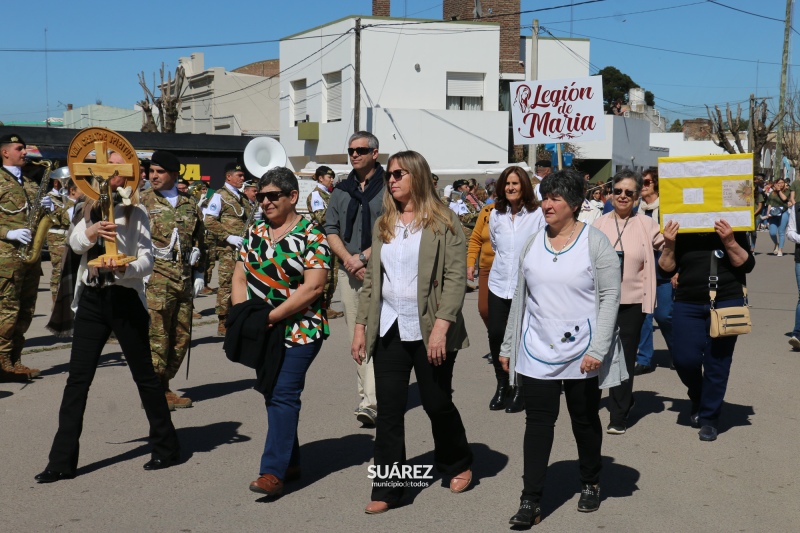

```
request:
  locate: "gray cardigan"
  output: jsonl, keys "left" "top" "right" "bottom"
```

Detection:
{"left": 499, "top": 225, "right": 628, "bottom": 389}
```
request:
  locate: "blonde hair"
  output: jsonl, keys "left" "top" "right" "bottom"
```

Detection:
{"left": 378, "top": 151, "right": 455, "bottom": 243}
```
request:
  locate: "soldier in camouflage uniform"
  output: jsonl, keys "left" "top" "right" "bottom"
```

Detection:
{"left": 0, "top": 134, "right": 43, "bottom": 382}
{"left": 203, "top": 162, "right": 249, "bottom": 336}
{"left": 306, "top": 166, "right": 342, "bottom": 319}
{"left": 448, "top": 179, "right": 481, "bottom": 242}
{"left": 141, "top": 151, "right": 205, "bottom": 408}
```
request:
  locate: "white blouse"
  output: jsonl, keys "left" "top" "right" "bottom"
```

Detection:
{"left": 516, "top": 226, "right": 598, "bottom": 380}
{"left": 380, "top": 221, "right": 423, "bottom": 341}
{"left": 488, "top": 206, "right": 545, "bottom": 299}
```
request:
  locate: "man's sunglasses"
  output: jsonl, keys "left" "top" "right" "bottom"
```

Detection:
{"left": 613, "top": 188, "right": 635, "bottom": 198}
{"left": 348, "top": 147, "right": 374, "bottom": 157}
{"left": 256, "top": 191, "right": 287, "bottom": 202}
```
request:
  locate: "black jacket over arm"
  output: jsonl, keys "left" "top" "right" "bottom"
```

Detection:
{"left": 224, "top": 299, "right": 285, "bottom": 395}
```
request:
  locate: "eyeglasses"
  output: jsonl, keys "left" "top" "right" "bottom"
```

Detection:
{"left": 613, "top": 188, "right": 635, "bottom": 198}
{"left": 387, "top": 169, "right": 410, "bottom": 180}
{"left": 642, "top": 179, "right": 654, "bottom": 186}
{"left": 256, "top": 191, "right": 286, "bottom": 203}
{"left": 347, "top": 146, "right": 374, "bottom": 157}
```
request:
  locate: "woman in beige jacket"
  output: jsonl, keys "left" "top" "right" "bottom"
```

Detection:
{"left": 352, "top": 150, "right": 472, "bottom": 514}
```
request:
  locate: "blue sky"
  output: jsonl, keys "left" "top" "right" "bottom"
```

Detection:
{"left": 1, "top": 0, "right": 793, "bottom": 126}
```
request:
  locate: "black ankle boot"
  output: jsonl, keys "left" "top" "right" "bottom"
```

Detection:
{"left": 489, "top": 379, "right": 509, "bottom": 410}
{"left": 509, "top": 499, "right": 541, "bottom": 527}
{"left": 505, "top": 386, "right": 525, "bottom": 413}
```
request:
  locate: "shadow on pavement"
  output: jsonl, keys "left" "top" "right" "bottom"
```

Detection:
{"left": 396, "top": 442, "right": 509, "bottom": 506}
{"left": 178, "top": 379, "right": 255, "bottom": 402}
{"left": 39, "top": 352, "right": 127, "bottom": 377}
{"left": 262, "top": 433, "right": 375, "bottom": 499}
{"left": 24, "top": 335, "right": 71, "bottom": 348}
{"left": 0, "top": 390, "right": 13, "bottom": 400}
{"left": 537, "top": 456, "right": 639, "bottom": 521}
{"left": 76, "top": 421, "right": 250, "bottom": 476}
{"left": 191, "top": 336, "right": 223, "bottom": 348}
{"left": 666, "top": 397, "right": 754, "bottom": 434}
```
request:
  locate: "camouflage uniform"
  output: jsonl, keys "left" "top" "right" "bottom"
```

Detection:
{"left": 0, "top": 167, "right": 43, "bottom": 379}
{"left": 140, "top": 188, "right": 204, "bottom": 390}
{"left": 307, "top": 184, "right": 338, "bottom": 308}
{"left": 203, "top": 185, "right": 249, "bottom": 331}
{"left": 46, "top": 192, "right": 73, "bottom": 301}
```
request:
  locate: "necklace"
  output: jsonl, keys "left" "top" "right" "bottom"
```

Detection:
{"left": 269, "top": 215, "right": 299, "bottom": 243}
{"left": 400, "top": 212, "right": 414, "bottom": 239}
{"left": 547, "top": 221, "right": 578, "bottom": 262}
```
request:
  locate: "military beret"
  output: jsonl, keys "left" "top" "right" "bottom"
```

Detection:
{"left": 535, "top": 159, "right": 552, "bottom": 168}
{"left": 150, "top": 150, "right": 181, "bottom": 172}
{"left": 177, "top": 177, "right": 189, "bottom": 186}
{"left": 453, "top": 179, "right": 469, "bottom": 189}
{"left": 225, "top": 162, "right": 244, "bottom": 174}
{"left": 242, "top": 180, "right": 257, "bottom": 189}
{"left": 0, "top": 133, "right": 26, "bottom": 147}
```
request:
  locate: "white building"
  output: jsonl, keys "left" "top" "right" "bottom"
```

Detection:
{"left": 175, "top": 53, "right": 280, "bottom": 137}
{"left": 279, "top": 16, "right": 507, "bottom": 173}
{"left": 62, "top": 104, "right": 144, "bottom": 132}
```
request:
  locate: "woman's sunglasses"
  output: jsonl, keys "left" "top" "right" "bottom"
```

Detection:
{"left": 256, "top": 191, "right": 286, "bottom": 203}
{"left": 387, "top": 169, "right": 410, "bottom": 180}
{"left": 613, "top": 188, "right": 635, "bottom": 198}
{"left": 642, "top": 179, "right": 654, "bottom": 186}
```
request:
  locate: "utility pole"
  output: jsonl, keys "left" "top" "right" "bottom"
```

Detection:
{"left": 773, "top": 0, "right": 793, "bottom": 179}
{"left": 527, "top": 19, "right": 539, "bottom": 171}
{"left": 748, "top": 93, "right": 754, "bottom": 156}
{"left": 354, "top": 18, "right": 362, "bottom": 134}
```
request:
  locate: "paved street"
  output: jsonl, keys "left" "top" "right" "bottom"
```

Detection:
{"left": 2, "top": 234, "right": 799, "bottom": 532}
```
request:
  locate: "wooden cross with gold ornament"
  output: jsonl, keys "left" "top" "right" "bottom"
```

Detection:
{"left": 67, "top": 127, "right": 141, "bottom": 268}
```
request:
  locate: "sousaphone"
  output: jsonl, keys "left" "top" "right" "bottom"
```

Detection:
{"left": 243, "top": 136, "right": 287, "bottom": 178}
{"left": 67, "top": 127, "right": 141, "bottom": 267}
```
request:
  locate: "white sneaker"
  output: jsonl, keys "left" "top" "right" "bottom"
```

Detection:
{"left": 777, "top": 251, "right": 783, "bottom": 257}
{"left": 789, "top": 337, "right": 800, "bottom": 350}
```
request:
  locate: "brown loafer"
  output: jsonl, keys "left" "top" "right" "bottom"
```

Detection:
{"left": 364, "top": 500, "right": 392, "bottom": 514}
{"left": 450, "top": 469, "right": 472, "bottom": 493}
{"left": 249, "top": 474, "right": 284, "bottom": 496}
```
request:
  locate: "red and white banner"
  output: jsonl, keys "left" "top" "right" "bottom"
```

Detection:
{"left": 510, "top": 76, "right": 605, "bottom": 144}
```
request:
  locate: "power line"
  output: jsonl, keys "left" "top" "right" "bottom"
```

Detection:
{"left": 706, "top": 0, "right": 800, "bottom": 37}
{"left": 543, "top": 1, "right": 706, "bottom": 24}
{"left": 546, "top": 27, "right": 798, "bottom": 66}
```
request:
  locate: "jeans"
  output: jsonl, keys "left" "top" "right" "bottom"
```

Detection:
{"left": 671, "top": 299, "right": 742, "bottom": 428}
{"left": 608, "top": 303, "right": 645, "bottom": 427}
{"left": 793, "top": 263, "right": 800, "bottom": 338}
{"left": 46, "top": 286, "right": 179, "bottom": 474}
{"left": 768, "top": 210, "right": 789, "bottom": 248}
{"left": 371, "top": 323, "right": 472, "bottom": 504}
{"left": 636, "top": 281, "right": 675, "bottom": 367}
{"left": 259, "top": 339, "right": 323, "bottom": 478}
{"left": 519, "top": 374, "right": 602, "bottom": 501}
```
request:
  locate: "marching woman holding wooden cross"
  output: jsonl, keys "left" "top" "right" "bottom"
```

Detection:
{"left": 36, "top": 133, "right": 180, "bottom": 483}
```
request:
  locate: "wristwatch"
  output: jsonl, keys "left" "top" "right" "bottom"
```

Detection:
{"left": 359, "top": 253, "right": 368, "bottom": 266}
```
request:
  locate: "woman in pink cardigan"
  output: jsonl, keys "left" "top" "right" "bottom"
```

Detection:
{"left": 593, "top": 169, "right": 664, "bottom": 435}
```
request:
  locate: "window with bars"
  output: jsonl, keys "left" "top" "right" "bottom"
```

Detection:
{"left": 324, "top": 71, "right": 342, "bottom": 123}
{"left": 446, "top": 72, "right": 484, "bottom": 111}
{"left": 291, "top": 79, "right": 307, "bottom": 126}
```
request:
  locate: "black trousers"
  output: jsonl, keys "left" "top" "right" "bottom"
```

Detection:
{"left": 46, "top": 286, "right": 180, "bottom": 474}
{"left": 371, "top": 323, "right": 473, "bottom": 504}
{"left": 487, "top": 290, "right": 513, "bottom": 381}
{"left": 608, "top": 303, "right": 645, "bottom": 426}
{"left": 520, "top": 374, "right": 602, "bottom": 501}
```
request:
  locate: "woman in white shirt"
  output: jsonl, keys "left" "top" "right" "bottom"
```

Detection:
{"left": 352, "top": 151, "right": 472, "bottom": 513}
{"left": 499, "top": 169, "right": 621, "bottom": 526}
{"left": 487, "top": 166, "right": 544, "bottom": 412}
{"left": 36, "top": 173, "right": 180, "bottom": 483}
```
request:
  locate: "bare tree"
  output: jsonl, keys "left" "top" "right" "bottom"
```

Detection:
{"left": 706, "top": 99, "right": 782, "bottom": 173}
{"left": 137, "top": 63, "right": 185, "bottom": 133}
{"left": 781, "top": 87, "right": 800, "bottom": 175}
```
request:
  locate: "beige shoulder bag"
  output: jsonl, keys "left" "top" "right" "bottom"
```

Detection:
{"left": 709, "top": 251, "right": 751, "bottom": 338}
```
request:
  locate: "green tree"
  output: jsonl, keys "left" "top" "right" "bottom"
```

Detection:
{"left": 597, "top": 66, "right": 656, "bottom": 113}
{"left": 669, "top": 119, "right": 683, "bottom": 132}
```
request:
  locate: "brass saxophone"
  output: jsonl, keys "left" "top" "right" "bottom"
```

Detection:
{"left": 18, "top": 159, "right": 55, "bottom": 264}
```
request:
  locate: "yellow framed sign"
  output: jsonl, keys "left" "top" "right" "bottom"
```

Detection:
{"left": 658, "top": 153, "right": 754, "bottom": 233}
